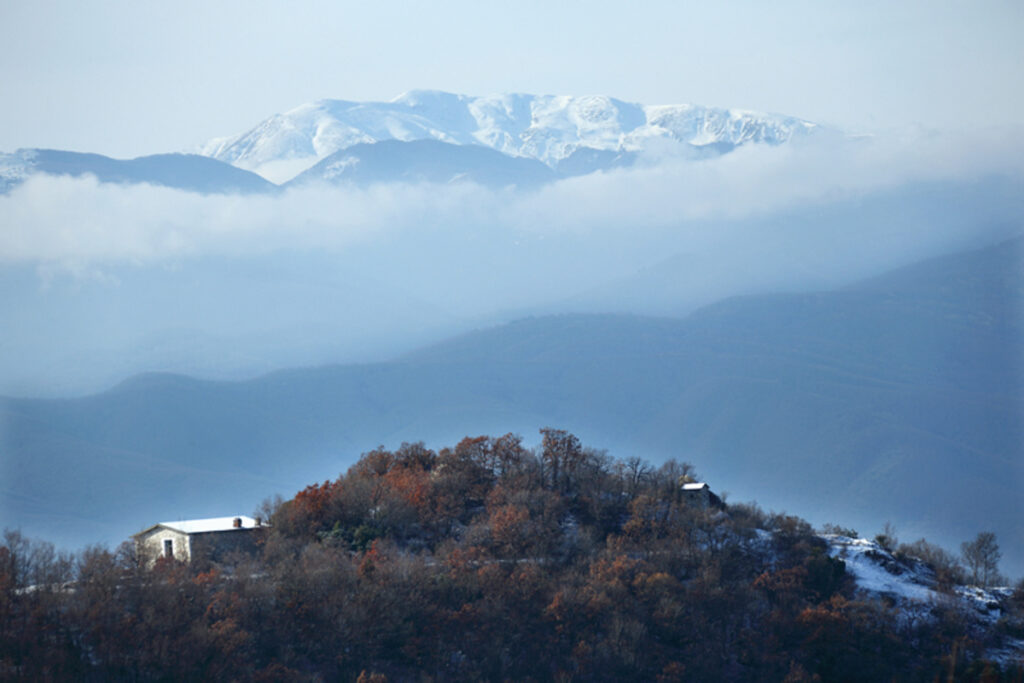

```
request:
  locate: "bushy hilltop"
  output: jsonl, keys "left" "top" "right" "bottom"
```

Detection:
{"left": 200, "top": 90, "right": 822, "bottom": 181}
{"left": 3, "top": 431, "right": 1022, "bottom": 681}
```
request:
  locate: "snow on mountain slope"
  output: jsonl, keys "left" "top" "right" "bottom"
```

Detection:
{"left": 201, "top": 90, "right": 821, "bottom": 182}
{"left": 826, "top": 535, "right": 1014, "bottom": 624}
{"left": 0, "top": 149, "right": 34, "bottom": 192}
{"left": 825, "top": 535, "right": 1024, "bottom": 666}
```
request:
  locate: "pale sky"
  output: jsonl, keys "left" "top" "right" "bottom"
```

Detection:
{"left": 1, "top": 0, "right": 1022, "bottom": 158}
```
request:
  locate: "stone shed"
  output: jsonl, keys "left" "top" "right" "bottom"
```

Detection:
{"left": 681, "top": 482, "right": 724, "bottom": 510}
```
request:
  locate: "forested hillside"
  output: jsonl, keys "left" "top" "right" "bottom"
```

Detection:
{"left": 3, "top": 432, "right": 1022, "bottom": 680}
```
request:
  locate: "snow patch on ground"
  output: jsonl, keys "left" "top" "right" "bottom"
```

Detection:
{"left": 827, "top": 535, "right": 935, "bottom": 603}
{"left": 824, "top": 534, "right": 1023, "bottom": 667}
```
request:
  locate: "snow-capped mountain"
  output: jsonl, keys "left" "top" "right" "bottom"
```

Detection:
{"left": 200, "top": 90, "right": 822, "bottom": 183}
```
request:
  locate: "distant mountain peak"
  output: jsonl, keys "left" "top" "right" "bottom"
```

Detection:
{"left": 199, "top": 91, "right": 823, "bottom": 183}
{"left": 390, "top": 89, "right": 470, "bottom": 106}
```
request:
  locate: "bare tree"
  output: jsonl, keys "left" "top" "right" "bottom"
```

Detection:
{"left": 621, "top": 456, "right": 652, "bottom": 496}
{"left": 961, "top": 532, "right": 1002, "bottom": 587}
{"left": 540, "top": 428, "right": 584, "bottom": 493}
{"left": 874, "top": 522, "right": 898, "bottom": 552}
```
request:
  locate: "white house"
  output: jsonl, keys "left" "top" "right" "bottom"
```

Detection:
{"left": 133, "top": 516, "right": 263, "bottom": 566}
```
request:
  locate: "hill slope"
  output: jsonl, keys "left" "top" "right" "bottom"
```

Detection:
{"left": 289, "top": 139, "right": 557, "bottom": 189}
{"left": 0, "top": 148, "right": 276, "bottom": 194}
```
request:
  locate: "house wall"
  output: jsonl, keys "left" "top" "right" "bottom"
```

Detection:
{"left": 189, "top": 529, "right": 260, "bottom": 564}
{"left": 681, "top": 486, "right": 724, "bottom": 511}
{"left": 135, "top": 527, "right": 263, "bottom": 567}
{"left": 683, "top": 486, "right": 711, "bottom": 509}
{"left": 137, "top": 528, "right": 192, "bottom": 566}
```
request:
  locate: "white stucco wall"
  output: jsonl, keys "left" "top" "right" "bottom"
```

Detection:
{"left": 137, "top": 527, "right": 192, "bottom": 565}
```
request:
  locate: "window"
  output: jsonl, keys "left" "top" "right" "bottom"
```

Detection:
{"left": 163, "top": 539, "right": 173, "bottom": 558}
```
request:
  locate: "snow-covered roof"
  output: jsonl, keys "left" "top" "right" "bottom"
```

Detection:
{"left": 682, "top": 482, "right": 709, "bottom": 491}
{"left": 137, "top": 516, "right": 261, "bottom": 536}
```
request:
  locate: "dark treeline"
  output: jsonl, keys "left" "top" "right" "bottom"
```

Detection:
{"left": 3, "top": 429, "right": 1023, "bottom": 681}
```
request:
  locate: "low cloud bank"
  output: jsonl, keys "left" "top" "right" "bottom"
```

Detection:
{"left": 1, "top": 127, "right": 1022, "bottom": 397}
{"left": 1, "top": 127, "right": 1021, "bottom": 270}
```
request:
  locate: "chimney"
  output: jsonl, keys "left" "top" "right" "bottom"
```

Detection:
{"left": 254, "top": 516, "right": 262, "bottom": 527}
{"left": 233, "top": 517, "right": 242, "bottom": 528}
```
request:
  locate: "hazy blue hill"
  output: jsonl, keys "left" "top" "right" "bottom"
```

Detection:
{"left": 560, "top": 176, "right": 1024, "bottom": 316}
{"left": 8, "top": 149, "right": 276, "bottom": 193}
{"left": 852, "top": 231, "right": 1024, "bottom": 302}
{"left": 2, "top": 238, "right": 1021, "bottom": 573}
{"left": 402, "top": 314, "right": 689, "bottom": 364}
{"left": 288, "top": 139, "right": 558, "bottom": 188}
{"left": 0, "top": 252, "right": 462, "bottom": 397}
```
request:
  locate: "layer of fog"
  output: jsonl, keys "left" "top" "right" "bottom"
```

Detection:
{"left": 1, "top": 129, "right": 1022, "bottom": 396}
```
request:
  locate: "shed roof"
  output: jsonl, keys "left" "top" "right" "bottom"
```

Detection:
{"left": 161, "top": 516, "right": 260, "bottom": 533}
{"left": 682, "top": 482, "right": 709, "bottom": 491}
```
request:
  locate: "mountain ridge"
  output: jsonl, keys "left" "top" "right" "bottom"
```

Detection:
{"left": 0, "top": 148, "right": 276, "bottom": 194}
{"left": 200, "top": 90, "right": 823, "bottom": 182}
